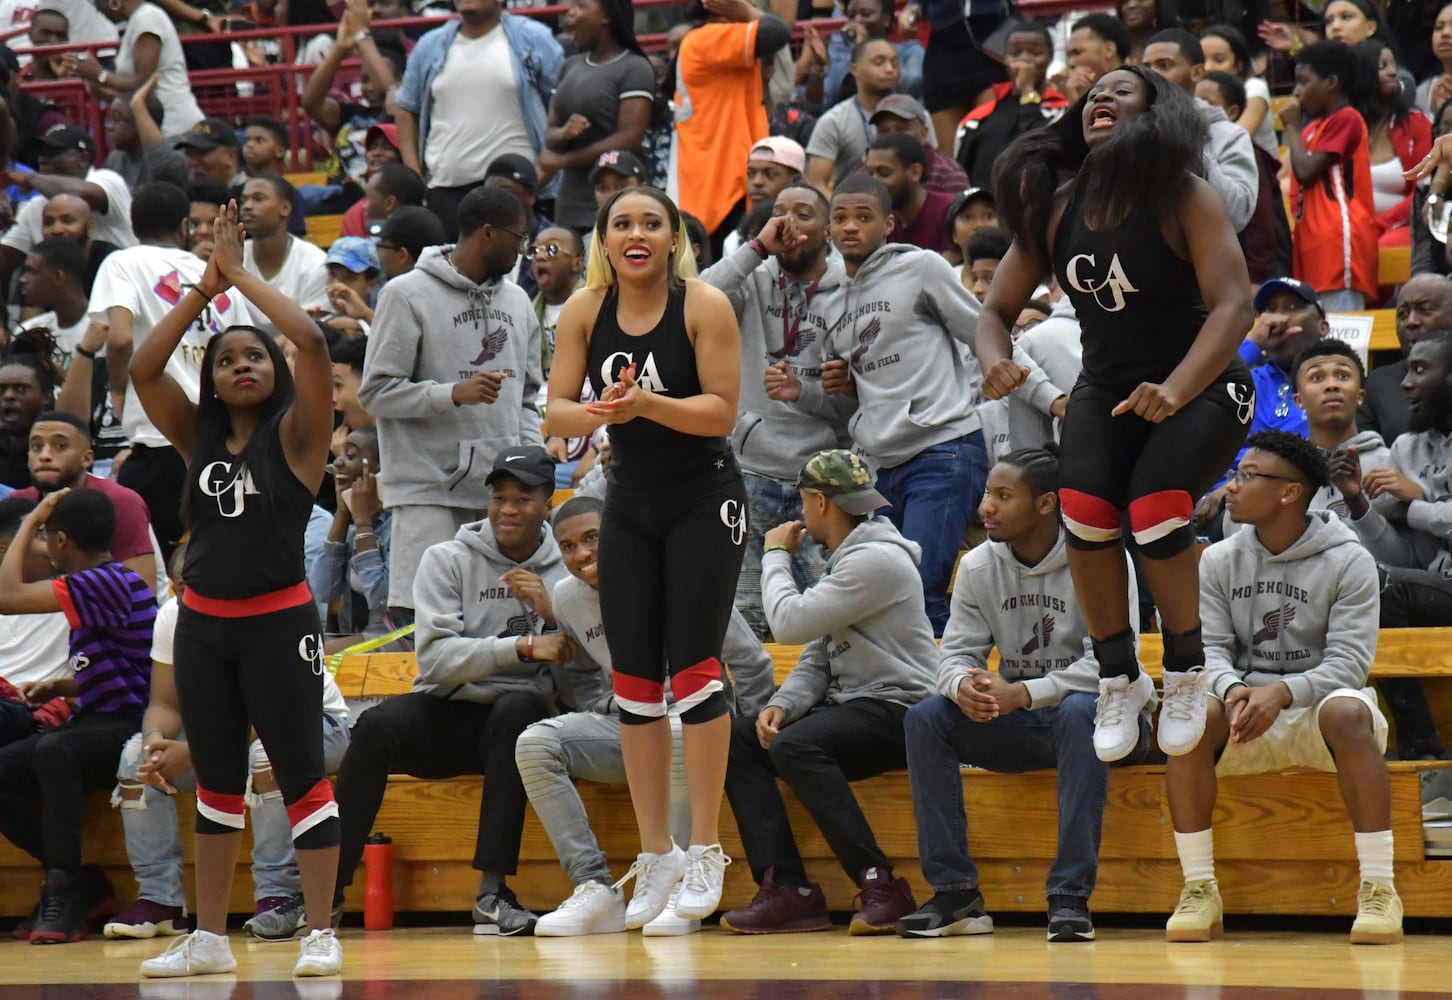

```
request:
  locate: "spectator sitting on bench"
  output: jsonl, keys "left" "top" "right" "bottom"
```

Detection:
{"left": 1357, "top": 274, "right": 1452, "bottom": 446}
{"left": 108, "top": 543, "right": 351, "bottom": 944}
{"left": 1165, "top": 430, "right": 1397, "bottom": 946}
{"left": 330, "top": 446, "right": 573, "bottom": 937}
{"left": 310, "top": 427, "right": 393, "bottom": 654}
{"left": 0, "top": 488, "right": 156, "bottom": 944}
{"left": 719, "top": 449, "right": 937, "bottom": 937}
{"left": 522, "top": 496, "right": 772, "bottom": 938}
{"left": 1341, "top": 331, "right": 1452, "bottom": 767}
{"left": 1294, "top": 339, "right": 1396, "bottom": 522}
{"left": 898, "top": 446, "right": 1149, "bottom": 944}
{"left": 0, "top": 498, "right": 69, "bottom": 748}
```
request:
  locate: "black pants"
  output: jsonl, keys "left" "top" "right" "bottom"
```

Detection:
{"left": 116, "top": 443, "right": 188, "bottom": 552}
{"left": 332, "top": 690, "right": 551, "bottom": 902}
{"left": 724, "top": 699, "right": 908, "bottom": 884}
{"left": 174, "top": 601, "right": 335, "bottom": 841}
{"left": 1378, "top": 566, "right": 1452, "bottom": 759}
{"left": 426, "top": 182, "right": 483, "bottom": 243}
{"left": 600, "top": 468, "right": 746, "bottom": 720}
{"left": 0, "top": 713, "right": 137, "bottom": 872}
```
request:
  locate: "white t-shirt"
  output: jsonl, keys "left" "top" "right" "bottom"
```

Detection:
{"left": 116, "top": 2, "right": 203, "bottom": 136}
{"left": 1244, "top": 76, "right": 1278, "bottom": 156}
{"left": 0, "top": 0, "right": 117, "bottom": 64}
{"left": 152, "top": 595, "right": 349, "bottom": 717}
{"left": 0, "top": 611, "right": 71, "bottom": 687}
{"left": 88, "top": 243, "right": 254, "bottom": 447}
{"left": 242, "top": 236, "right": 329, "bottom": 335}
{"left": 423, "top": 25, "right": 534, "bottom": 187}
{"left": 1, "top": 168, "right": 136, "bottom": 254}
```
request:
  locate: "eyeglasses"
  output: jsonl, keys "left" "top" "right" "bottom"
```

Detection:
{"left": 526, "top": 243, "right": 564, "bottom": 260}
{"left": 376, "top": 241, "right": 400, "bottom": 252}
{"left": 499, "top": 227, "right": 532, "bottom": 251}
{"left": 1231, "top": 468, "right": 1301, "bottom": 486}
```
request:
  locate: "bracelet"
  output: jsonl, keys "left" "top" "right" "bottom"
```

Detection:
{"left": 763, "top": 544, "right": 791, "bottom": 554}
{"left": 75, "top": 345, "right": 98, "bottom": 360}
{"left": 142, "top": 728, "right": 165, "bottom": 745}
{"left": 190, "top": 286, "right": 214, "bottom": 303}
{"left": 748, "top": 238, "right": 768, "bottom": 260}
{"left": 97, "top": 70, "right": 109, "bottom": 86}
{"left": 525, "top": 634, "right": 535, "bottom": 659}
{"left": 353, "top": 531, "right": 376, "bottom": 543}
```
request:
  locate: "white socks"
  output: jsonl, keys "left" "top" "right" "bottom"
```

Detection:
{"left": 1174, "top": 829, "right": 1215, "bottom": 884}
{"left": 1354, "top": 830, "right": 1395, "bottom": 888}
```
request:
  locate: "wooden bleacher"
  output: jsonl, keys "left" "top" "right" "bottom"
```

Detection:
{"left": 8, "top": 631, "right": 1446, "bottom": 920}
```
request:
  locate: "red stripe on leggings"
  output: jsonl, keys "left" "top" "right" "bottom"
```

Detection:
{"left": 670, "top": 658, "right": 724, "bottom": 711}
{"left": 613, "top": 672, "right": 666, "bottom": 708}
{"left": 1127, "top": 490, "right": 1193, "bottom": 544}
{"left": 196, "top": 785, "right": 245, "bottom": 830}
{"left": 286, "top": 779, "right": 339, "bottom": 839}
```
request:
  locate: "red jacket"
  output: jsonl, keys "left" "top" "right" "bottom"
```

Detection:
{"left": 1377, "top": 108, "right": 1433, "bottom": 235}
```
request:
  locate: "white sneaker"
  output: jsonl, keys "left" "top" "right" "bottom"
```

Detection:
{"left": 292, "top": 928, "right": 342, "bottom": 977}
{"left": 535, "top": 880, "right": 627, "bottom": 937}
{"left": 1158, "top": 668, "right": 1209, "bottom": 756}
{"left": 616, "top": 843, "right": 687, "bottom": 929}
{"left": 643, "top": 882, "right": 701, "bottom": 937}
{"left": 674, "top": 844, "right": 731, "bottom": 920}
{"left": 1093, "top": 671, "right": 1154, "bottom": 762}
{"left": 139, "top": 930, "right": 238, "bottom": 978}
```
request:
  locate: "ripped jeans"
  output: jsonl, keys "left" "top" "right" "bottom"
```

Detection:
{"left": 114, "top": 715, "right": 349, "bottom": 907}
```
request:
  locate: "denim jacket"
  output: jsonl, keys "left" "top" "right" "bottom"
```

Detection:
{"left": 395, "top": 16, "right": 563, "bottom": 192}
{"left": 308, "top": 512, "right": 393, "bottom": 637}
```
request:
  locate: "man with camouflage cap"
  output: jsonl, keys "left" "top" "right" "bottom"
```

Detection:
{"left": 719, "top": 449, "right": 937, "bottom": 937}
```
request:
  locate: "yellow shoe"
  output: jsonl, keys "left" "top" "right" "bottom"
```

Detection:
{"left": 1166, "top": 879, "right": 1223, "bottom": 942}
{"left": 1350, "top": 881, "right": 1402, "bottom": 945}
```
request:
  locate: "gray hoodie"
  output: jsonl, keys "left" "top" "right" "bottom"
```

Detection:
{"left": 412, "top": 519, "right": 571, "bottom": 705}
{"left": 823, "top": 244, "right": 1064, "bottom": 469}
{"left": 701, "top": 244, "right": 854, "bottom": 483}
{"left": 1199, "top": 98, "right": 1259, "bottom": 234}
{"left": 1200, "top": 511, "right": 1379, "bottom": 706}
{"left": 1349, "top": 426, "right": 1452, "bottom": 578}
{"left": 1227, "top": 429, "right": 1395, "bottom": 536}
{"left": 1007, "top": 295, "right": 1082, "bottom": 451}
{"left": 358, "top": 246, "right": 545, "bottom": 510}
{"left": 762, "top": 515, "right": 937, "bottom": 722}
{"left": 937, "top": 531, "right": 1144, "bottom": 709}
{"left": 551, "top": 574, "right": 776, "bottom": 718}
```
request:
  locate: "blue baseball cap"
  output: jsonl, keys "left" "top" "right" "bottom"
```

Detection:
{"left": 1253, "top": 277, "right": 1322, "bottom": 315}
{"left": 325, "top": 237, "right": 381, "bottom": 274}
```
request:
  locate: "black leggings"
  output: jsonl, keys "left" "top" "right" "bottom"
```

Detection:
{"left": 600, "top": 469, "right": 746, "bottom": 725}
{"left": 1058, "top": 375, "right": 1253, "bottom": 559}
{"left": 173, "top": 599, "right": 339, "bottom": 849}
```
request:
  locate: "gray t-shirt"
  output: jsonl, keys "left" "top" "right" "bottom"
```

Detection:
{"left": 552, "top": 51, "right": 656, "bottom": 230}
{"left": 806, "top": 97, "right": 874, "bottom": 187}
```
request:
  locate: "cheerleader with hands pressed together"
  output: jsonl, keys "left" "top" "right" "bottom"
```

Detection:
{"left": 128, "top": 202, "right": 342, "bottom": 979}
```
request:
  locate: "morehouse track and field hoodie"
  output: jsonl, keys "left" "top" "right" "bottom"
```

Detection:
{"left": 1349, "top": 425, "right": 1452, "bottom": 579}
{"left": 551, "top": 574, "right": 775, "bottom": 718}
{"left": 822, "top": 243, "right": 1064, "bottom": 469}
{"left": 412, "top": 519, "right": 570, "bottom": 705}
{"left": 358, "top": 246, "right": 545, "bottom": 510}
{"left": 936, "top": 531, "right": 1146, "bottom": 709}
{"left": 762, "top": 516, "right": 937, "bottom": 722}
{"left": 1200, "top": 511, "right": 1379, "bottom": 705}
{"left": 701, "top": 243, "right": 854, "bottom": 483}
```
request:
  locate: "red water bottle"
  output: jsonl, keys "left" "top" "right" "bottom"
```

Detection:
{"left": 363, "top": 833, "right": 395, "bottom": 930}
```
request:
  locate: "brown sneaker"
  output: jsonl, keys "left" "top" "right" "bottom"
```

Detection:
{"left": 719, "top": 868, "right": 831, "bottom": 935}
{"left": 850, "top": 867, "right": 917, "bottom": 936}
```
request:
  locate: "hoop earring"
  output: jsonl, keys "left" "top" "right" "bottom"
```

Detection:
{"left": 108, "top": 0, "right": 122, "bottom": 11}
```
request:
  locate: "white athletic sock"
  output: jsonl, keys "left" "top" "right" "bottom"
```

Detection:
{"left": 1174, "top": 829, "right": 1215, "bottom": 885}
{"left": 1354, "top": 830, "right": 1395, "bottom": 889}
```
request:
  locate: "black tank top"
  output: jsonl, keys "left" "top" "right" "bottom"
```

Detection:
{"left": 586, "top": 282, "right": 734, "bottom": 484}
{"left": 183, "top": 424, "right": 316, "bottom": 600}
{"left": 1053, "top": 183, "right": 1212, "bottom": 387}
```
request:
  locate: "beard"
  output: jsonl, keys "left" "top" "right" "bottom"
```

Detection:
{"left": 1409, "top": 393, "right": 1452, "bottom": 435}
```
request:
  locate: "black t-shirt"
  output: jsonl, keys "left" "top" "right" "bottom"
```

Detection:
{"left": 0, "top": 437, "right": 32, "bottom": 491}
{"left": 85, "top": 241, "right": 121, "bottom": 296}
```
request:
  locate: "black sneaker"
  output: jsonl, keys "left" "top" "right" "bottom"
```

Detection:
{"left": 1047, "top": 894, "right": 1095, "bottom": 942}
{"left": 896, "top": 889, "right": 994, "bottom": 938}
{"left": 30, "top": 870, "right": 88, "bottom": 945}
{"left": 472, "top": 886, "right": 538, "bottom": 937}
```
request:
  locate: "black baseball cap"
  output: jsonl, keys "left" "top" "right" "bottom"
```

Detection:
{"left": 485, "top": 154, "right": 538, "bottom": 192}
{"left": 589, "top": 150, "right": 646, "bottom": 184}
{"left": 485, "top": 445, "right": 555, "bottom": 489}
{"left": 174, "top": 118, "right": 239, "bottom": 152}
{"left": 38, "top": 123, "right": 94, "bottom": 157}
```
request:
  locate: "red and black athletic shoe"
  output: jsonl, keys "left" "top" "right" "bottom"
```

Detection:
{"left": 29, "top": 870, "right": 89, "bottom": 945}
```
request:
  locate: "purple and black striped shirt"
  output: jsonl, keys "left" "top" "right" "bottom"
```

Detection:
{"left": 52, "top": 563, "right": 155, "bottom": 720}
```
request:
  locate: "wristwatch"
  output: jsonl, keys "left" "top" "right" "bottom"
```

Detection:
{"left": 1020, "top": 90, "right": 1041, "bottom": 105}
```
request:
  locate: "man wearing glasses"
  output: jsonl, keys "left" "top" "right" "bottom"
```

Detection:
{"left": 528, "top": 226, "right": 588, "bottom": 484}
{"left": 358, "top": 185, "right": 545, "bottom": 627}
{"left": 1161, "top": 429, "right": 1396, "bottom": 946}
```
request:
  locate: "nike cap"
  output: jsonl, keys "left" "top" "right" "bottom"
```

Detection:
{"left": 485, "top": 445, "right": 555, "bottom": 489}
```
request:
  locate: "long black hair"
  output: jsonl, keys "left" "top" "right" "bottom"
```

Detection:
{"left": 991, "top": 64, "right": 1207, "bottom": 273}
{"left": 182, "top": 325, "right": 297, "bottom": 530}
{"left": 597, "top": 0, "right": 645, "bottom": 58}
{"left": 1352, "top": 39, "right": 1412, "bottom": 127}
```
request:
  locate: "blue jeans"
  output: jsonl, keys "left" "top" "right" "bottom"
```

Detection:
{"left": 876, "top": 433, "right": 988, "bottom": 635}
{"left": 115, "top": 716, "right": 350, "bottom": 906}
{"left": 736, "top": 470, "right": 827, "bottom": 640}
{"left": 904, "top": 693, "right": 1148, "bottom": 900}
